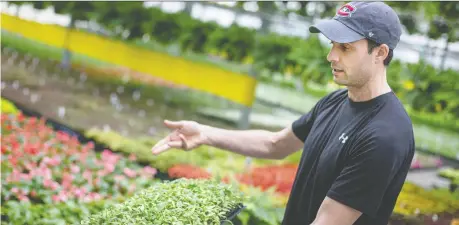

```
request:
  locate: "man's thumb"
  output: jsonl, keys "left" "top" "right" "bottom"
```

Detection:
{"left": 164, "top": 120, "right": 183, "bottom": 129}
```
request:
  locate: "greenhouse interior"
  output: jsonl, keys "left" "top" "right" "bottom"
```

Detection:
{"left": 1, "top": 1, "right": 458, "bottom": 225}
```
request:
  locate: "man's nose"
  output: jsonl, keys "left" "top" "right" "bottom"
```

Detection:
{"left": 327, "top": 47, "right": 338, "bottom": 63}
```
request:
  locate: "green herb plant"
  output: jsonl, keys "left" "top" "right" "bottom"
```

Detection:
{"left": 81, "top": 178, "right": 245, "bottom": 225}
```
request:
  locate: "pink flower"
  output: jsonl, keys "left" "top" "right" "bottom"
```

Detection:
{"left": 435, "top": 158, "right": 443, "bottom": 167}
{"left": 41, "top": 156, "right": 50, "bottom": 164}
{"left": 84, "top": 192, "right": 102, "bottom": 202}
{"left": 114, "top": 175, "right": 125, "bottom": 183}
{"left": 101, "top": 150, "right": 113, "bottom": 159}
{"left": 43, "top": 178, "right": 59, "bottom": 190}
{"left": 49, "top": 156, "right": 61, "bottom": 166}
{"left": 128, "top": 183, "right": 137, "bottom": 193}
{"left": 83, "top": 169, "right": 92, "bottom": 181}
{"left": 7, "top": 170, "right": 21, "bottom": 183}
{"left": 52, "top": 194, "right": 61, "bottom": 203}
{"left": 24, "top": 162, "right": 37, "bottom": 171}
{"left": 58, "top": 191, "right": 68, "bottom": 202}
{"left": 97, "top": 170, "right": 107, "bottom": 177}
{"left": 35, "top": 167, "right": 52, "bottom": 180}
{"left": 91, "top": 192, "right": 102, "bottom": 201}
{"left": 142, "top": 166, "right": 157, "bottom": 177}
{"left": 11, "top": 187, "right": 19, "bottom": 194}
{"left": 123, "top": 168, "right": 136, "bottom": 178}
{"left": 17, "top": 195, "right": 29, "bottom": 202}
{"left": 62, "top": 173, "right": 74, "bottom": 189}
{"left": 19, "top": 173, "right": 32, "bottom": 181}
{"left": 128, "top": 153, "right": 137, "bottom": 161}
{"left": 103, "top": 163, "right": 115, "bottom": 174}
{"left": 73, "top": 188, "right": 86, "bottom": 199}
{"left": 70, "top": 164, "right": 80, "bottom": 174}
{"left": 411, "top": 160, "right": 421, "bottom": 169}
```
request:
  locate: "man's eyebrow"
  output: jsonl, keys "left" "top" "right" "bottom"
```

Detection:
{"left": 342, "top": 43, "right": 352, "bottom": 47}
{"left": 330, "top": 41, "right": 353, "bottom": 48}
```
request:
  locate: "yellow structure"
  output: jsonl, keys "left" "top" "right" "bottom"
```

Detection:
{"left": 1, "top": 13, "right": 257, "bottom": 107}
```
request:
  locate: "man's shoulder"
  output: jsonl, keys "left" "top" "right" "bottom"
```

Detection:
{"left": 322, "top": 88, "right": 348, "bottom": 101}
{"left": 356, "top": 115, "right": 415, "bottom": 156}
{"left": 374, "top": 94, "right": 414, "bottom": 134}
{"left": 316, "top": 88, "right": 348, "bottom": 108}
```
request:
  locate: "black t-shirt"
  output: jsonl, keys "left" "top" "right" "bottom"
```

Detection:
{"left": 282, "top": 89, "right": 415, "bottom": 225}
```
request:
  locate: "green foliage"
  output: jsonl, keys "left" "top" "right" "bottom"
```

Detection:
{"left": 45, "top": 1, "right": 96, "bottom": 23}
{"left": 385, "top": 2, "right": 458, "bottom": 41}
{"left": 287, "top": 36, "right": 330, "bottom": 86}
{"left": 232, "top": 186, "right": 286, "bottom": 225}
{"left": 179, "top": 20, "right": 219, "bottom": 53}
{"left": 31, "top": 1, "right": 50, "bottom": 10}
{"left": 207, "top": 24, "right": 256, "bottom": 62}
{"left": 1, "top": 199, "right": 122, "bottom": 225}
{"left": 401, "top": 60, "right": 459, "bottom": 118}
{"left": 252, "top": 33, "right": 294, "bottom": 74}
{"left": 386, "top": 59, "right": 404, "bottom": 94}
{"left": 149, "top": 9, "right": 190, "bottom": 45}
{"left": 80, "top": 178, "right": 244, "bottom": 225}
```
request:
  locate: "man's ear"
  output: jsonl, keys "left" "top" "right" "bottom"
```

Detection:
{"left": 375, "top": 44, "right": 389, "bottom": 65}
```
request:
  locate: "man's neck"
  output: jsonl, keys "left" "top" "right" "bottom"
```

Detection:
{"left": 347, "top": 70, "right": 392, "bottom": 102}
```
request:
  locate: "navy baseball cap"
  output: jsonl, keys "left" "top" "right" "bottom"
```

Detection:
{"left": 309, "top": 1, "right": 402, "bottom": 50}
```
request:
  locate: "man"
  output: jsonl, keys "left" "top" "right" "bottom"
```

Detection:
{"left": 151, "top": 2, "right": 415, "bottom": 225}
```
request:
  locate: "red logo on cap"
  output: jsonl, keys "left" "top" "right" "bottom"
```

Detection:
{"left": 337, "top": 3, "right": 356, "bottom": 17}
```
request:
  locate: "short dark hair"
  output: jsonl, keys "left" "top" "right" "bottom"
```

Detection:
{"left": 367, "top": 38, "right": 393, "bottom": 66}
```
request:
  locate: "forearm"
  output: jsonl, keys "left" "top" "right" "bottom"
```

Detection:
{"left": 200, "top": 125, "right": 282, "bottom": 159}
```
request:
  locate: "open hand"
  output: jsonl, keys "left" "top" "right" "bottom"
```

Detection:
{"left": 151, "top": 120, "right": 207, "bottom": 155}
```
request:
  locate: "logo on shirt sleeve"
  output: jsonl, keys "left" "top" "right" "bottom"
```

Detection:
{"left": 339, "top": 133, "right": 349, "bottom": 144}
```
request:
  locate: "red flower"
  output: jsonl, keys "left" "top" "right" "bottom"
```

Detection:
{"left": 1, "top": 146, "right": 7, "bottom": 154}
{"left": 24, "top": 144, "right": 39, "bottom": 155}
{"left": 16, "top": 112, "right": 24, "bottom": 122}
{"left": 8, "top": 155, "right": 17, "bottom": 166}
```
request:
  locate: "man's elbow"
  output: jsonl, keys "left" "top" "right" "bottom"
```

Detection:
{"left": 267, "top": 127, "right": 304, "bottom": 160}
{"left": 267, "top": 133, "right": 296, "bottom": 160}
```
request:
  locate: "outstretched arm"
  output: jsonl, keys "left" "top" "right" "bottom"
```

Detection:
{"left": 202, "top": 124, "right": 304, "bottom": 159}
{"left": 151, "top": 120, "right": 304, "bottom": 159}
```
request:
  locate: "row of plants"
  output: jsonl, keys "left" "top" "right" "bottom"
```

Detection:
{"left": 5, "top": 2, "right": 459, "bottom": 133}
{"left": 0, "top": 111, "right": 246, "bottom": 224}
{"left": 438, "top": 168, "right": 459, "bottom": 187}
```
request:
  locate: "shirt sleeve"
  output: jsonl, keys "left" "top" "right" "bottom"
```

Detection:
{"left": 291, "top": 111, "right": 315, "bottom": 142}
{"left": 326, "top": 130, "right": 411, "bottom": 217}
{"left": 292, "top": 89, "right": 346, "bottom": 142}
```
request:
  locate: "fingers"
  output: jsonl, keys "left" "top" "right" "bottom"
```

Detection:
{"left": 151, "top": 134, "right": 191, "bottom": 155}
{"left": 151, "top": 137, "right": 170, "bottom": 155}
{"left": 151, "top": 143, "right": 172, "bottom": 155}
{"left": 151, "top": 140, "right": 184, "bottom": 155}
{"left": 167, "top": 140, "right": 184, "bottom": 149}
{"left": 178, "top": 134, "right": 188, "bottom": 149}
{"left": 164, "top": 120, "right": 184, "bottom": 130}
